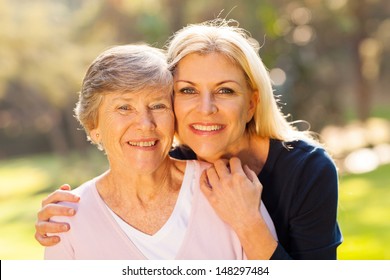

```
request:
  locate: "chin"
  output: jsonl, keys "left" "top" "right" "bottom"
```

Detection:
{"left": 192, "top": 147, "right": 224, "bottom": 162}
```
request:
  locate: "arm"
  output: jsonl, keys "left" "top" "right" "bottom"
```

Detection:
{"left": 284, "top": 150, "right": 342, "bottom": 259}
{"left": 35, "top": 184, "right": 80, "bottom": 246}
{"left": 200, "top": 158, "right": 278, "bottom": 260}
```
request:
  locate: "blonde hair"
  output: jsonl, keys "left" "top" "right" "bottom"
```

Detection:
{"left": 74, "top": 44, "right": 173, "bottom": 145}
{"left": 166, "top": 18, "right": 315, "bottom": 143}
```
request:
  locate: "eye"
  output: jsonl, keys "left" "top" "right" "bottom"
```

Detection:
{"left": 150, "top": 103, "right": 168, "bottom": 110}
{"left": 217, "top": 87, "right": 235, "bottom": 94}
{"left": 118, "top": 105, "right": 130, "bottom": 110}
{"left": 117, "top": 104, "right": 134, "bottom": 113}
{"left": 179, "top": 87, "right": 197, "bottom": 94}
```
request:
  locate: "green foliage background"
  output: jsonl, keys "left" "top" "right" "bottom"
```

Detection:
{"left": 1, "top": 0, "right": 389, "bottom": 158}
{"left": 0, "top": 0, "right": 389, "bottom": 260}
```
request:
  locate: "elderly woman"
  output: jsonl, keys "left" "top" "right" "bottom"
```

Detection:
{"left": 44, "top": 44, "right": 275, "bottom": 259}
{"left": 39, "top": 18, "right": 341, "bottom": 260}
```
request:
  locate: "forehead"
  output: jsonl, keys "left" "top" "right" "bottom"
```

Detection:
{"left": 102, "top": 88, "right": 172, "bottom": 103}
{"left": 175, "top": 53, "right": 244, "bottom": 79}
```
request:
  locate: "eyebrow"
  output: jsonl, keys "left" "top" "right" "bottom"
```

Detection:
{"left": 111, "top": 95, "right": 134, "bottom": 103}
{"left": 174, "top": 80, "right": 241, "bottom": 86}
{"left": 111, "top": 93, "right": 170, "bottom": 103}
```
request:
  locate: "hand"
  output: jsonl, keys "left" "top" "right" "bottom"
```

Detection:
{"left": 34, "top": 184, "right": 79, "bottom": 246}
{"left": 200, "top": 157, "right": 262, "bottom": 232}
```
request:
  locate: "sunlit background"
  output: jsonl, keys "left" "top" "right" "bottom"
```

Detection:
{"left": 0, "top": 0, "right": 389, "bottom": 259}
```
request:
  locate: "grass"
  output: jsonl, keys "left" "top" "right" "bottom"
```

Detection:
{"left": 344, "top": 104, "right": 390, "bottom": 123}
{"left": 0, "top": 149, "right": 389, "bottom": 259}
{"left": 0, "top": 149, "right": 107, "bottom": 260}
{"left": 337, "top": 163, "right": 390, "bottom": 259}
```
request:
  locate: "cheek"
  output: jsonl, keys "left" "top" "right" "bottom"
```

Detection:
{"left": 173, "top": 98, "right": 182, "bottom": 112}
{"left": 223, "top": 101, "right": 247, "bottom": 121}
{"left": 105, "top": 115, "right": 124, "bottom": 130}
{"left": 160, "top": 113, "right": 176, "bottom": 134}
{"left": 101, "top": 115, "right": 129, "bottom": 141}
{"left": 173, "top": 103, "right": 185, "bottom": 125}
{"left": 167, "top": 120, "right": 175, "bottom": 135}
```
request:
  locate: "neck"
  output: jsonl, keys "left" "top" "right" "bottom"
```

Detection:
{"left": 200, "top": 136, "right": 269, "bottom": 175}
{"left": 95, "top": 158, "right": 186, "bottom": 235}
{"left": 97, "top": 157, "right": 178, "bottom": 205}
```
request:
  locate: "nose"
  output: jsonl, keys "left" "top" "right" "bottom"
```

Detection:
{"left": 137, "top": 110, "right": 156, "bottom": 130}
{"left": 197, "top": 92, "right": 217, "bottom": 115}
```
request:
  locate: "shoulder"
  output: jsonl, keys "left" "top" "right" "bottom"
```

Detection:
{"left": 69, "top": 178, "right": 97, "bottom": 204}
{"left": 271, "top": 138, "right": 325, "bottom": 156}
{"left": 71, "top": 179, "right": 96, "bottom": 197}
{"left": 277, "top": 140, "right": 339, "bottom": 196}
{"left": 263, "top": 140, "right": 340, "bottom": 217}
{"left": 50, "top": 178, "right": 97, "bottom": 223}
{"left": 265, "top": 139, "right": 339, "bottom": 193}
{"left": 270, "top": 139, "right": 336, "bottom": 171}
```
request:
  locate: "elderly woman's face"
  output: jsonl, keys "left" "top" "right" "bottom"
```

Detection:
{"left": 91, "top": 89, "right": 174, "bottom": 173}
{"left": 173, "top": 53, "right": 258, "bottom": 162}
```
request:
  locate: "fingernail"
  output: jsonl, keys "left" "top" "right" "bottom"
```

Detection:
{"left": 62, "top": 224, "right": 69, "bottom": 231}
{"left": 68, "top": 209, "right": 75, "bottom": 215}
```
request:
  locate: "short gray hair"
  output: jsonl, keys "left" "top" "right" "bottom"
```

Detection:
{"left": 74, "top": 44, "right": 173, "bottom": 140}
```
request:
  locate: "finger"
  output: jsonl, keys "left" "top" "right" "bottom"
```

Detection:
{"left": 35, "top": 232, "right": 61, "bottom": 247}
{"left": 200, "top": 170, "right": 212, "bottom": 188}
{"left": 200, "top": 171, "right": 213, "bottom": 196}
{"left": 216, "top": 158, "right": 229, "bottom": 165}
{"left": 42, "top": 190, "right": 80, "bottom": 207}
{"left": 37, "top": 204, "right": 76, "bottom": 221}
{"left": 35, "top": 220, "right": 70, "bottom": 235}
{"left": 206, "top": 166, "right": 220, "bottom": 187}
{"left": 59, "top": 184, "right": 72, "bottom": 191}
{"left": 213, "top": 159, "right": 230, "bottom": 177}
{"left": 243, "top": 164, "right": 255, "bottom": 182}
{"left": 229, "top": 157, "right": 245, "bottom": 174}
{"left": 243, "top": 165, "right": 262, "bottom": 188}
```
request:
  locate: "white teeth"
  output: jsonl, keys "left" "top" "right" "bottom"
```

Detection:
{"left": 192, "top": 124, "right": 223, "bottom": 131}
{"left": 128, "top": 141, "right": 156, "bottom": 147}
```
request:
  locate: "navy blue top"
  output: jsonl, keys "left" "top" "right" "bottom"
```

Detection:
{"left": 169, "top": 138, "right": 343, "bottom": 259}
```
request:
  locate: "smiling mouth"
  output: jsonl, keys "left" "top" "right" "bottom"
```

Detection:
{"left": 128, "top": 141, "right": 157, "bottom": 147}
{"left": 191, "top": 124, "right": 224, "bottom": 132}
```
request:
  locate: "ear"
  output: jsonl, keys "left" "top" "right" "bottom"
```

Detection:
{"left": 246, "top": 90, "right": 259, "bottom": 122}
{"left": 89, "top": 127, "right": 100, "bottom": 144}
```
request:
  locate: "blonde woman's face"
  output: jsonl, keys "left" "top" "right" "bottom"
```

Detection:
{"left": 173, "top": 53, "right": 258, "bottom": 162}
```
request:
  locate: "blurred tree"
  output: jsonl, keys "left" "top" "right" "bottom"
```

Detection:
{"left": 71, "top": 0, "right": 169, "bottom": 46}
{"left": 346, "top": 0, "right": 388, "bottom": 121}
{"left": 254, "top": 0, "right": 389, "bottom": 130}
{"left": 0, "top": 0, "right": 94, "bottom": 156}
{"left": 0, "top": 0, "right": 388, "bottom": 158}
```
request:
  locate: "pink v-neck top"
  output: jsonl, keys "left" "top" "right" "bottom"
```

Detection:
{"left": 45, "top": 160, "right": 276, "bottom": 260}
